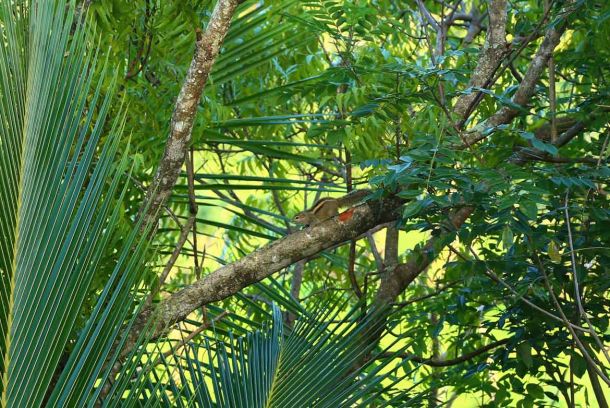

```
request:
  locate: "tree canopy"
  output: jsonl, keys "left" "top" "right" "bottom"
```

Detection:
{"left": 0, "top": 0, "right": 609, "bottom": 406}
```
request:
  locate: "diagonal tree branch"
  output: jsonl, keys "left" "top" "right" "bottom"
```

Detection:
{"left": 453, "top": 0, "right": 508, "bottom": 120}
{"left": 509, "top": 109, "right": 609, "bottom": 164}
{"left": 101, "top": 1, "right": 240, "bottom": 398}
{"left": 138, "top": 0, "right": 241, "bottom": 230}
{"left": 374, "top": 206, "right": 474, "bottom": 307}
{"left": 350, "top": 4, "right": 578, "bottom": 364}
{"left": 463, "top": 7, "right": 573, "bottom": 146}
{"left": 128, "top": 196, "right": 404, "bottom": 344}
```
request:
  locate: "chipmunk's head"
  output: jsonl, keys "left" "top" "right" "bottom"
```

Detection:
{"left": 292, "top": 211, "right": 309, "bottom": 225}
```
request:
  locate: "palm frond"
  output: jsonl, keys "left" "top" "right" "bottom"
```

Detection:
{"left": 134, "top": 303, "right": 413, "bottom": 407}
{"left": 0, "top": 1, "right": 156, "bottom": 405}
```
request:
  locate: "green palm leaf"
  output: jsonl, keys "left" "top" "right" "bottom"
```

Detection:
{"left": 135, "top": 303, "right": 411, "bottom": 407}
{"left": 0, "top": 1, "right": 155, "bottom": 406}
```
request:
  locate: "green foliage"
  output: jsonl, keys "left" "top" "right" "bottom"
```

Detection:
{"left": 2, "top": 0, "right": 610, "bottom": 406}
{"left": 0, "top": 1, "right": 156, "bottom": 405}
{"left": 120, "top": 0, "right": 609, "bottom": 404}
{"left": 135, "top": 304, "right": 415, "bottom": 407}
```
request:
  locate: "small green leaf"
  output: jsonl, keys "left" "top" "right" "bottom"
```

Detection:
{"left": 502, "top": 226, "right": 514, "bottom": 250}
{"left": 522, "top": 395, "right": 535, "bottom": 408}
{"left": 545, "top": 391, "right": 559, "bottom": 401}
{"left": 519, "top": 201, "right": 538, "bottom": 220}
{"left": 517, "top": 342, "right": 533, "bottom": 368}
{"left": 531, "top": 138, "right": 559, "bottom": 155}
{"left": 520, "top": 131, "right": 535, "bottom": 140}
{"left": 547, "top": 241, "right": 562, "bottom": 263}
{"left": 526, "top": 384, "right": 544, "bottom": 399}
{"left": 402, "top": 199, "right": 431, "bottom": 218}
{"left": 570, "top": 354, "right": 587, "bottom": 378}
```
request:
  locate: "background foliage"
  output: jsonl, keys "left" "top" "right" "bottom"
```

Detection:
{"left": 1, "top": 0, "right": 609, "bottom": 406}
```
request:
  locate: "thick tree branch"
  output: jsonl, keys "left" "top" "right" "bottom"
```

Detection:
{"left": 284, "top": 260, "right": 304, "bottom": 327}
{"left": 453, "top": 0, "right": 508, "bottom": 120}
{"left": 463, "top": 11, "right": 571, "bottom": 146}
{"left": 510, "top": 110, "right": 610, "bottom": 164}
{"left": 102, "top": 2, "right": 240, "bottom": 397}
{"left": 129, "top": 196, "right": 403, "bottom": 342}
{"left": 509, "top": 120, "right": 586, "bottom": 165}
{"left": 375, "top": 206, "right": 474, "bottom": 306}
{"left": 349, "top": 207, "right": 475, "bottom": 366}
{"left": 138, "top": 0, "right": 240, "bottom": 229}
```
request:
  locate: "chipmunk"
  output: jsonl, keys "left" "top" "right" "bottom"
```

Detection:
{"left": 293, "top": 189, "right": 371, "bottom": 226}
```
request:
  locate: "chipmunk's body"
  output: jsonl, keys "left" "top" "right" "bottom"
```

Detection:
{"left": 293, "top": 189, "right": 371, "bottom": 226}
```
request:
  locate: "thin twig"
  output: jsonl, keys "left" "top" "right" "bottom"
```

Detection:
{"left": 545, "top": 0, "right": 558, "bottom": 145}
{"left": 347, "top": 240, "right": 363, "bottom": 299}
{"left": 157, "top": 311, "right": 229, "bottom": 365}
{"left": 564, "top": 193, "right": 584, "bottom": 318}
{"left": 379, "top": 339, "right": 509, "bottom": 367}
{"left": 393, "top": 281, "right": 460, "bottom": 307}
{"left": 563, "top": 194, "right": 610, "bottom": 365}
{"left": 532, "top": 251, "right": 609, "bottom": 380}
{"left": 146, "top": 215, "right": 196, "bottom": 307}
{"left": 366, "top": 233, "right": 385, "bottom": 273}
{"left": 445, "top": 244, "right": 588, "bottom": 332}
